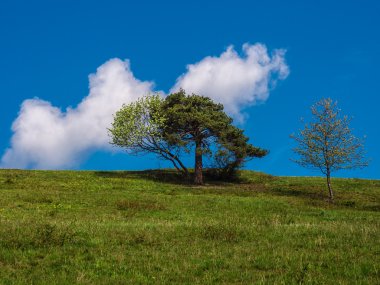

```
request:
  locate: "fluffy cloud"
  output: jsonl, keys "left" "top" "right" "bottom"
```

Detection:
{"left": 171, "top": 43, "right": 289, "bottom": 121}
{"left": 1, "top": 59, "right": 154, "bottom": 169}
{"left": 1, "top": 43, "right": 288, "bottom": 169}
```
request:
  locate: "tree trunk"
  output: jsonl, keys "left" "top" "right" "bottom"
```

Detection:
{"left": 174, "top": 156, "right": 189, "bottom": 176}
{"left": 166, "top": 151, "right": 188, "bottom": 176}
{"left": 194, "top": 140, "right": 203, "bottom": 185}
{"left": 326, "top": 169, "right": 334, "bottom": 201}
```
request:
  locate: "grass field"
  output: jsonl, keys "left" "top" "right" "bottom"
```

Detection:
{"left": 0, "top": 169, "right": 379, "bottom": 284}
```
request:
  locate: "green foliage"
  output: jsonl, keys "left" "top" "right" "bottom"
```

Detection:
{"left": 109, "top": 94, "right": 188, "bottom": 174}
{"left": 163, "top": 89, "right": 233, "bottom": 146}
{"left": 109, "top": 93, "right": 166, "bottom": 152}
{"left": 163, "top": 89, "right": 267, "bottom": 183}
{"left": 0, "top": 169, "right": 379, "bottom": 284}
{"left": 291, "top": 98, "right": 369, "bottom": 199}
{"left": 212, "top": 124, "right": 268, "bottom": 179}
{"left": 291, "top": 98, "right": 368, "bottom": 173}
{"left": 109, "top": 90, "right": 267, "bottom": 184}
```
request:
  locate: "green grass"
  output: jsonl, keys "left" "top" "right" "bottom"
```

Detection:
{"left": 0, "top": 169, "right": 379, "bottom": 284}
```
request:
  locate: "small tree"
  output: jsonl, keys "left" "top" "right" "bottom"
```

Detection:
{"left": 291, "top": 98, "right": 368, "bottom": 200}
{"left": 108, "top": 94, "right": 188, "bottom": 175}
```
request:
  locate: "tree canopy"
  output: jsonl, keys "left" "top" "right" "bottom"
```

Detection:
{"left": 109, "top": 90, "right": 267, "bottom": 184}
{"left": 108, "top": 94, "right": 188, "bottom": 175}
{"left": 163, "top": 89, "right": 267, "bottom": 184}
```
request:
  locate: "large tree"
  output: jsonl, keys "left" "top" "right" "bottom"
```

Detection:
{"left": 109, "top": 90, "right": 267, "bottom": 184}
{"left": 291, "top": 98, "right": 368, "bottom": 200}
{"left": 108, "top": 94, "right": 188, "bottom": 175}
{"left": 163, "top": 89, "right": 267, "bottom": 184}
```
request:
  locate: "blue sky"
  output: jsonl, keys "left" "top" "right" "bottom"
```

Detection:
{"left": 0, "top": 0, "right": 379, "bottom": 178}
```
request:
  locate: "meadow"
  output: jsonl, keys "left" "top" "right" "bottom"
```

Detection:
{"left": 0, "top": 169, "right": 379, "bottom": 284}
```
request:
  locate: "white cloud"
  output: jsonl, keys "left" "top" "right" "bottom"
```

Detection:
{"left": 171, "top": 43, "right": 289, "bottom": 121}
{"left": 1, "top": 43, "right": 289, "bottom": 169}
{"left": 1, "top": 58, "right": 154, "bottom": 169}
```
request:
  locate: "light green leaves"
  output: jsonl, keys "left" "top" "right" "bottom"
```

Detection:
{"left": 109, "top": 93, "right": 166, "bottom": 153}
{"left": 291, "top": 98, "right": 368, "bottom": 174}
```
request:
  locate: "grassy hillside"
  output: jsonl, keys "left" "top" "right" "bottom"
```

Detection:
{"left": 0, "top": 169, "right": 379, "bottom": 284}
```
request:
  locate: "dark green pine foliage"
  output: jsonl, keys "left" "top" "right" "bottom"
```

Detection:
{"left": 163, "top": 89, "right": 267, "bottom": 184}
{"left": 214, "top": 125, "right": 268, "bottom": 179}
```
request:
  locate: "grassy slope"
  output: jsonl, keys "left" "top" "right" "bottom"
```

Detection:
{"left": 0, "top": 169, "right": 379, "bottom": 284}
